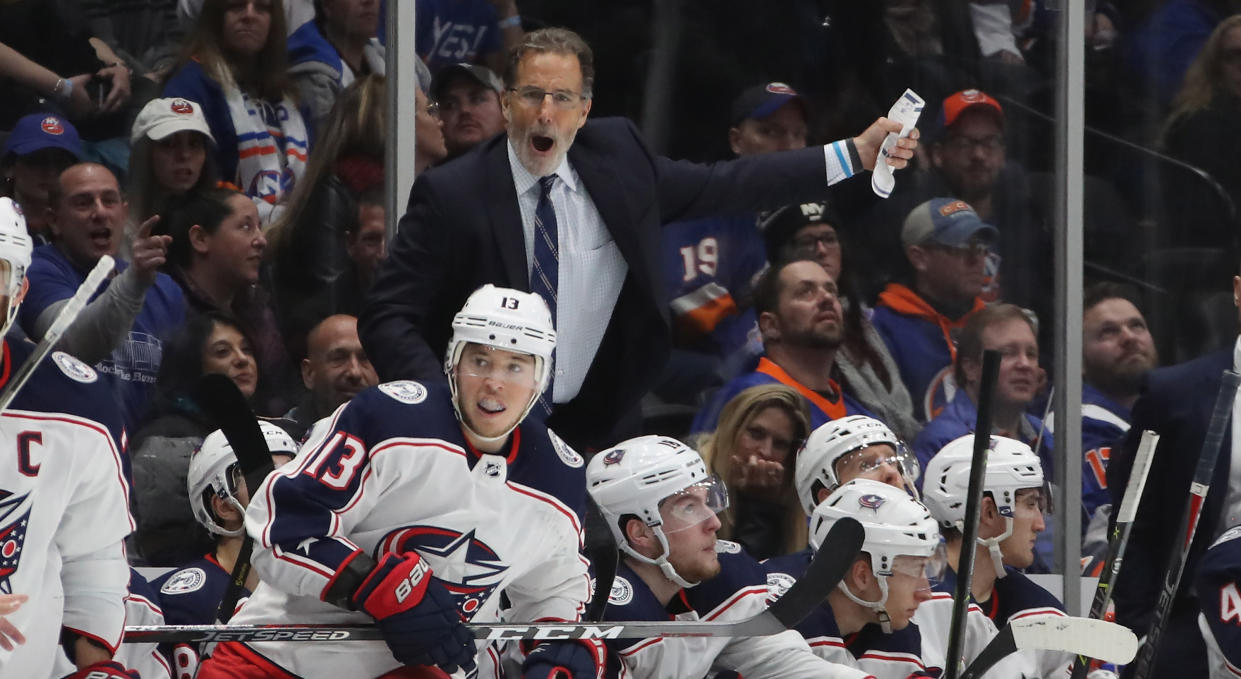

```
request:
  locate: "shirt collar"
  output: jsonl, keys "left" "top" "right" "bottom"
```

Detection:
{"left": 506, "top": 139, "right": 577, "bottom": 195}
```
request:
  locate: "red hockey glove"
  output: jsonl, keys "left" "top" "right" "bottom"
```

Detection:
{"left": 351, "top": 552, "right": 476, "bottom": 673}
{"left": 62, "top": 660, "right": 141, "bottom": 679}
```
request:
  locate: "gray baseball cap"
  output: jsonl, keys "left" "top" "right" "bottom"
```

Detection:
{"left": 901, "top": 198, "right": 998, "bottom": 248}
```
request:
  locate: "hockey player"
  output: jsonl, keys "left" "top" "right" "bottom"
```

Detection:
{"left": 152, "top": 420, "right": 298, "bottom": 676}
{"left": 587, "top": 434, "right": 872, "bottom": 679}
{"left": 1196, "top": 525, "right": 1241, "bottom": 678}
{"left": 199, "top": 284, "right": 598, "bottom": 679}
{"left": 0, "top": 196, "right": 140, "bottom": 678}
{"left": 794, "top": 415, "right": 921, "bottom": 514}
{"left": 921, "top": 434, "right": 1113, "bottom": 678}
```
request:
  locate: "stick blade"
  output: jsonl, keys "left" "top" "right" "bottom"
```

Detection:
{"left": 1010, "top": 616, "right": 1138, "bottom": 664}
{"left": 767, "top": 517, "right": 864, "bottom": 629}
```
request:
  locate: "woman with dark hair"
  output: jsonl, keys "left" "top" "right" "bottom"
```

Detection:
{"left": 763, "top": 201, "right": 921, "bottom": 442}
{"left": 695, "top": 383, "right": 811, "bottom": 559}
{"left": 130, "top": 311, "right": 260, "bottom": 565}
{"left": 159, "top": 186, "right": 294, "bottom": 416}
{"left": 163, "top": 0, "right": 310, "bottom": 224}
{"left": 127, "top": 96, "right": 221, "bottom": 223}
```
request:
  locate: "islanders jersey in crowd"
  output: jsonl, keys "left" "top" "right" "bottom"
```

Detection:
{"left": 152, "top": 553, "right": 252, "bottom": 677}
{"left": 691, "top": 356, "right": 874, "bottom": 436}
{"left": 870, "top": 282, "right": 985, "bottom": 422}
{"left": 1195, "top": 525, "right": 1241, "bottom": 679}
{"left": 225, "top": 380, "right": 590, "bottom": 679}
{"left": 662, "top": 214, "right": 767, "bottom": 358}
{"left": 601, "top": 541, "right": 869, "bottom": 679}
{"left": 1044, "top": 382, "right": 1130, "bottom": 528}
{"left": 0, "top": 340, "right": 131, "bottom": 677}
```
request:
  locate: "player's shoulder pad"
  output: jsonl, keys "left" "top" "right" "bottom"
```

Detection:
{"left": 5, "top": 341, "right": 124, "bottom": 439}
{"left": 686, "top": 547, "right": 768, "bottom": 613}
{"left": 1201, "top": 525, "right": 1241, "bottom": 579}
{"left": 601, "top": 563, "right": 665, "bottom": 621}
{"left": 341, "top": 380, "right": 460, "bottom": 440}
{"left": 998, "top": 566, "right": 1066, "bottom": 613}
{"left": 509, "top": 420, "right": 587, "bottom": 507}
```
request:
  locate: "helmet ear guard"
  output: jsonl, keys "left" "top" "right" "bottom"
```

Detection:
{"left": 0, "top": 198, "right": 33, "bottom": 338}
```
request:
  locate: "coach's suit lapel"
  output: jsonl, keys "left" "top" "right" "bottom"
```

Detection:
{"left": 484, "top": 138, "right": 529, "bottom": 289}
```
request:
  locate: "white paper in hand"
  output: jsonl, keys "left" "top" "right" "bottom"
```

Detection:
{"left": 872, "top": 88, "right": 925, "bottom": 198}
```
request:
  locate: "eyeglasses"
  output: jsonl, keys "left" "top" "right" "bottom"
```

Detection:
{"left": 423, "top": 100, "right": 441, "bottom": 120}
{"left": 925, "top": 241, "right": 990, "bottom": 258}
{"left": 792, "top": 232, "right": 840, "bottom": 253}
{"left": 942, "top": 134, "right": 1004, "bottom": 153}
{"left": 507, "top": 86, "right": 586, "bottom": 110}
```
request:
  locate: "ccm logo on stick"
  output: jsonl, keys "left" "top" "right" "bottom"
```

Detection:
{"left": 486, "top": 626, "right": 625, "bottom": 641}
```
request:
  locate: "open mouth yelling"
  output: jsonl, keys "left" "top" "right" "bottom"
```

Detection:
{"left": 531, "top": 135, "right": 554, "bottom": 153}
{"left": 89, "top": 227, "right": 112, "bottom": 249}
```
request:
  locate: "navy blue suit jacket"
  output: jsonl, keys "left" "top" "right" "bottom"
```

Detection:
{"left": 1108, "top": 348, "right": 1232, "bottom": 677}
{"left": 360, "top": 117, "right": 841, "bottom": 449}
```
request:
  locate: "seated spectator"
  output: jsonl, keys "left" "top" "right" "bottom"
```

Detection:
{"left": 160, "top": 187, "right": 293, "bottom": 415}
{"left": 152, "top": 421, "right": 296, "bottom": 676}
{"left": 287, "top": 0, "right": 386, "bottom": 127}
{"left": 415, "top": 0, "right": 524, "bottom": 74}
{"left": 763, "top": 201, "right": 921, "bottom": 442}
{"left": 691, "top": 258, "right": 873, "bottom": 435}
{"left": 127, "top": 97, "right": 219, "bottom": 224}
{"left": 658, "top": 83, "right": 808, "bottom": 404}
{"left": 871, "top": 198, "right": 996, "bottom": 422}
{"left": 434, "top": 62, "right": 505, "bottom": 158}
{"left": 131, "top": 311, "right": 262, "bottom": 565}
{"left": 695, "top": 384, "right": 810, "bottom": 560}
{"left": 913, "top": 303, "right": 1053, "bottom": 571}
{"left": 266, "top": 74, "right": 385, "bottom": 331}
{"left": 164, "top": 0, "right": 310, "bottom": 224}
{"left": 1, "top": 113, "right": 82, "bottom": 242}
{"left": 19, "top": 163, "right": 185, "bottom": 433}
{"left": 284, "top": 314, "right": 378, "bottom": 439}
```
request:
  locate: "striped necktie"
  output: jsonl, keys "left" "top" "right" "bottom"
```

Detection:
{"left": 531, "top": 175, "right": 558, "bottom": 415}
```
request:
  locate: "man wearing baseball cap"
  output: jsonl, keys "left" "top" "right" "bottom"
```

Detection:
{"left": 729, "top": 82, "right": 809, "bottom": 156}
{"left": 1, "top": 113, "right": 82, "bottom": 242}
{"left": 929, "top": 90, "right": 1005, "bottom": 221}
{"left": 871, "top": 198, "right": 997, "bottom": 423}
{"left": 433, "top": 63, "right": 505, "bottom": 158}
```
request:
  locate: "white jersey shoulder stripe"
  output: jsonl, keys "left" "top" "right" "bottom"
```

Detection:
{"left": 809, "top": 636, "right": 847, "bottom": 649}
{"left": 704, "top": 585, "right": 769, "bottom": 621}
{"left": 860, "top": 649, "right": 926, "bottom": 666}
{"left": 619, "top": 636, "right": 663, "bottom": 657}
{"left": 506, "top": 480, "right": 583, "bottom": 543}
{"left": 1010, "top": 607, "right": 1067, "bottom": 620}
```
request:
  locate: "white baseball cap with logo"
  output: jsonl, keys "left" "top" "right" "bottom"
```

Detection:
{"left": 130, "top": 97, "right": 216, "bottom": 146}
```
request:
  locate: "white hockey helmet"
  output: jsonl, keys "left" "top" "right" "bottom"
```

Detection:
{"left": 810, "top": 478, "right": 945, "bottom": 632}
{"left": 0, "top": 198, "right": 33, "bottom": 337}
{"left": 795, "top": 415, "right": 919, "bottom": 515}
{"left": 188, "top": 421, "right": 296, "bottom": 537}
{"left": 921, "top": 434, "right": 1046, "bottom": 578}
{"left": 444, "top": 284, "right": 556, "bottom": 444}
{"left": 587, "top": 435, "right": 728, "bottom": 589}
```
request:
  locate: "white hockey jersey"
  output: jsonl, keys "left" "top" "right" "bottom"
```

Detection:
{"left": 231, "top": 381, "right": 591, "bottom": 678}
{"left": 0, "top": 344, "right": 132, "bottom": 678}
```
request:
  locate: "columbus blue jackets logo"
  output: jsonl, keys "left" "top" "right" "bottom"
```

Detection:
{"left": 858, "top": 494, "right": 886, "bottom": 512}
{"left": 0, "top": 490, "right": 33, "bottom": 594}
{"left": 766, "top": 572, "right": 796, "bottom": 599}
{"left": 602, "top": 449, "right": 625, "bottom": 466}
{"left": 52, "top": 351, "right": 98, "bottom": 383}
{"left": 159, "top": 567, "right": 207, "bottom": 595}
{"left": 548, "top": 430, "right": 583, "bottom": 468}
{"left": 378, "top": 380, "right": 427, "bottom": 405}
{"left": 378, "top": 526, "right": 507, "bottom": 619}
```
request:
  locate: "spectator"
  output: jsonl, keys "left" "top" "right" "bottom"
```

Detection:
{"left": 1069, "top": 282, "right": 1158, "bottom": 567}
{"left": 695, "top": 384, "right": 810, "bottom": 560}
{"left": 1, "top": 113, "right": 82, "bottom": 243}
{"left": 127, "top": 97, "right": 219, "bottom": 225}
{"left": 1125, "top": 0, "right": 1226, "bottom": 111}
{"left": 416, "top": 0, "right": 525, "bottom": 74}
{"left": 657, "top": 83, "right": 807, "bottom": 403}
{"left": 871, "top": 198, "right": 995, "bottom": 423}
{"left": 284, "top": 313, "right": 378, "bottom": 439}
{"left": 18, "top": 162, "right": 185, "bottom": 434}
{"left": 160, "top": 187, "right": 293, "bottom": 415}
{"left": 164, "top": 0, "right": 311, "bottom": 224}
{"left": 913, "top": 303, "right": 1053, "bottom": 571}
{"left": 287, "top": 0, "right": 386, "bottom": 127}
{"left": 131, "top": 311, "right": 261, "bottom": 565}
{"left": 433, "top": 62, "right": 506, "bottom": 158}
{"left": 79, "top": 0, "right": 185, "bottom": 78}
{"left": 764, "top": 201, "right": 922, "bottom": 441}
{"left": 691, "top": 258, "right": 875, "bottom": 436}
{"left": 361, "top": 26, "right": 917, "bottom": 451}
{"left": 415, "top": 74, "right": 448, "bottom": 175}
{"left": 266, "top": 74, "right": 385, "bottom": 333}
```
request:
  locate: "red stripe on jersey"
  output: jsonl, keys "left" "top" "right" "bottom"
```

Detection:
{"left": 860, "top": 649, "right": 926, "bottom": 667}
{"left": 506, "top": 481, "right": 582, "bottom": 540}
{"left": 64, "top": 625, "right": 119, "bottom": 656}
{"left": 809, "top": 637, "right": 846, "bottom": 649}
{"left": 619, "top": 637, "right": 663, "bottom": 656}
{"left": 1010, "top": 608, "right": 1066, "bottom": 620}
{"left": 127, "top": 592, "right": 164, "bottom": 617}
{"left": 704, "top": 585, "right": 768, "bottom": 621}
{"left": 272, "top": 542, "right": 336, "bottom": 580}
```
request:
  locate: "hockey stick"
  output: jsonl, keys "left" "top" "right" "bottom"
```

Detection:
{"left": 959, "top": 616, "right": 1138, "bottom": 679}
{"left": 0, "top": 255, "right": 114, "bottom": 413}
{"left": 123, "top": 516, "right": 866, "bottom": 644}
{"left": 1131, "top": 369, "right": 1241, "bottom": 679}
{"left": 585, "top": 528, "right": 618, "bottom": 621}
{"left": 944, "top": 349, "right": 1001, "bottom": 679}
{"left": 192, "top": 373, "right": 276, "bottom": 624}
{"left": 1067, "top": 429, "right": 1159, "bottom": 679}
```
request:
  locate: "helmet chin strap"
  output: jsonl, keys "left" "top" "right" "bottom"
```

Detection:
{"left": 839, "top": 577, "right": 893, "bottom": 634}
{"left": 977, "top": 517, "right": 1014, "bottom": 579}
{"left": 449, "top": 368, "right": 542, "bottom": 449}
{"left": 620, "top": 526, "right": 700, "bottom": 590}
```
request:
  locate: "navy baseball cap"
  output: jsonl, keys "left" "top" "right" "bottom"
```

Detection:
{"left": 730, "top": 82, "right": 805, "bottom": 126}
{"left": 901, "top": 198, "right": 998, "bottom": 248}
{"left": 2, "top": 113, "right": 82, "bottom": 160}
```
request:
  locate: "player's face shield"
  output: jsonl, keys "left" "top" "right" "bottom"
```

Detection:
{"left": 1015, "top": 484, "right": 1052, "bottom": 516}
{"left": 835, "top": 442, "right": 921, "bottom": 492}
{"left": 889, "top": 542, "right": 947, "bottom": 590}
{"left": 658, "top": 476, "right": 729, "bottom": 534}
{"left": 0, "top": 260, "right": 13, "bottom": 310}
{"left": 457, "top": 344, "right": 540, "bottom": 389}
